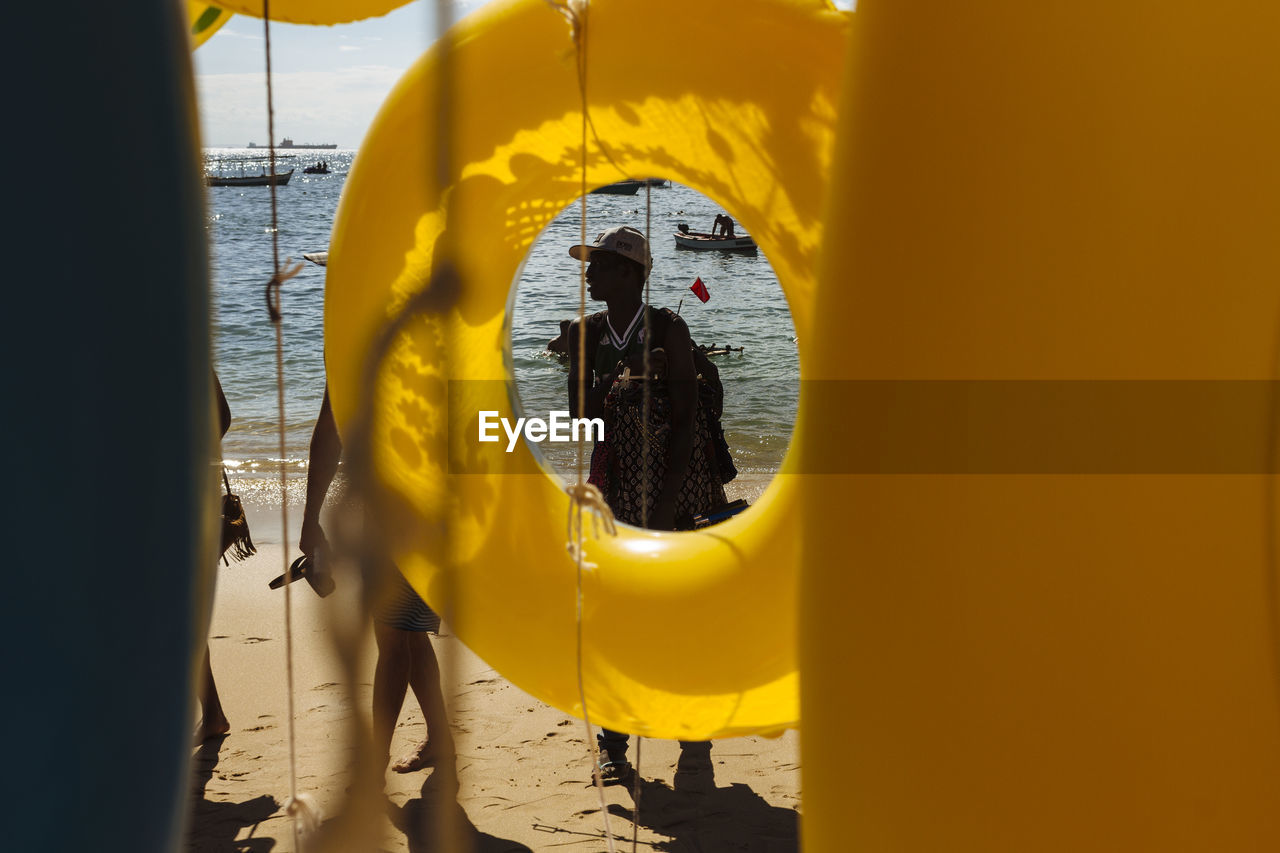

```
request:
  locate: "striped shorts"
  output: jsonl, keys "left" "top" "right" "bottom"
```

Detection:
{"left": 367, "top": 559, "right": 440, "bottom": 633}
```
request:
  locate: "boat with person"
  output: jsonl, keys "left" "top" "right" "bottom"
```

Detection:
{"left": 673, "top": 229, "right": 757, "bottom": 251}
{"left": 303, "top": 162, "right": 330, "bottom": 174}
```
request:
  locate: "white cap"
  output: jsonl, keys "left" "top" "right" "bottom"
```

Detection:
{"left": 569, "top": 225, "right": 651, "bottom": 275}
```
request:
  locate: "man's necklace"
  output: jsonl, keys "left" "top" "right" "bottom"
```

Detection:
{"left": 606, "top": 302, "right": 647, "bottom": 350}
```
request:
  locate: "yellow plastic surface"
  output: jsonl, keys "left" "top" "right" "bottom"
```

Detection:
{"left": 188, "top": 4, "right": 230, "bottom": 48}
{"left": 802, "top": 1, "right": 1280, "bottom": 850}
{"left": 205, "top": 1, "right": 411, "bottom": 25}
{"left": 326, "top": 0, "right": 848, "bottom": 739}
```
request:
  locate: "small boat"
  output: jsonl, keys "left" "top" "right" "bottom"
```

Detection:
{"left": 591, "top": 179, "right": 643, "bottom": 195}
{"left": 697, "top": 344, "right": 744, "bottom": 357}
{"left": 206, "top": 168, "right": 294, "bottom": 187}
{"left": 673, "top": 230, "right": 757, "bottom": 251}
{"left": 302, "top": 251, "right": 328, "bottom": 266}
{"left": 303, "top": 164, "right": 330, "bottom": 174}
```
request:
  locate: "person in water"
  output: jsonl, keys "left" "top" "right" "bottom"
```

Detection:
{"left": 299, "top": 387, "right": 454, "bottom": 775}
{"left": 565, "top": 225, "right": 725, "bottom": 782}
{"left": 547, "top": 319, "right": 571, "bottom": 355}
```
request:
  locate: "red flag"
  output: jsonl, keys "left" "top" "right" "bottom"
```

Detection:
{"left": 690, "top": 276, "right": 710, "bottom": 303}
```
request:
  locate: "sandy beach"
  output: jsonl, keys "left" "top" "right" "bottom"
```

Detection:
{"left": 190, "top": 472, "right": 798, "bottom": 852}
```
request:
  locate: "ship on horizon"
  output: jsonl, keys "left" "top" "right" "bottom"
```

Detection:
{"left": 247, "top": 137, "right": 337, "bottom": 150}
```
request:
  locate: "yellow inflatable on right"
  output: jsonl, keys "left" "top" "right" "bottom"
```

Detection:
{"left": 801, "top": 1, "right": 1280, "bottom": 851}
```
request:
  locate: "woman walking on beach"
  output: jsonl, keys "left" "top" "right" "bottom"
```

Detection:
{"left": 299, "top": 387, "right": 454, "bottom": 775}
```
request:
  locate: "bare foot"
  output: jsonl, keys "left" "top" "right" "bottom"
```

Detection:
{"left": 390, "top": 739, "right": 448, "bottom": 774}
{"left": 194, "top": 716, "right": 231, "bottom": 745}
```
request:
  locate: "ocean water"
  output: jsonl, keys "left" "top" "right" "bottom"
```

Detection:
{"left": 206, "top": 149, "right": 799, "bottom": 505}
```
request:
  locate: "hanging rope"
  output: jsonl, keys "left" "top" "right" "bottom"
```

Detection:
{"left": 1268, "top": 283, "right": 1280, "bottom": 730}
{"left": 545, "top": 3, "right": 626, "bottom": 851}
{"left": 628, "top": 180, "right": 656, "bottom": 852}
{"left": 259, "top": 2, "right": 315, "bottom": 848}
{"left": 427, "top": 1, "right": 465, "bottom": 847}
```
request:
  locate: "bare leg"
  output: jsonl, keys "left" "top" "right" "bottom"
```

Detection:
{"left": 195, "top": 645, "right": 230, "bottom": 743}
{"left": 391, "top": 632, "right": 454, "bottom": 773}
{"left": 372, "top": 621, "right": 412, "bottom": 767}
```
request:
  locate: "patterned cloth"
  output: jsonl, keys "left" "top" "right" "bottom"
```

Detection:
{"left": 596, "top": 376, "right": 727, "bottom": 529}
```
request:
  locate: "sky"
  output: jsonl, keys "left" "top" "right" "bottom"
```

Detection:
{"left": 193, "top": 1, "right": 485, "bottom": 147}
{"left": 193, "top": 0, "right": 855, "bottom": 149}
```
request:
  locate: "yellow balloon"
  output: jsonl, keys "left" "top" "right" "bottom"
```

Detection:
{"left": 188, "top": 3, "right": 231, "bottom": 48}
{"left": 803, "top": 1, "right": 1280, "bottom": 850}
{"left": 204, "top": 0, "right": 412, "bottom": 25}
{"left": 326, "top": 0, "right": 849, "bottom": 739}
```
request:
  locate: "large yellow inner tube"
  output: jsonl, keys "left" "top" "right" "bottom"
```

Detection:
{"left": 326, "top": 0, "right": 848, "bottom": 739}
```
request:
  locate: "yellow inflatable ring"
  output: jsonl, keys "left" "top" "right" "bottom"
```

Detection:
{"left": 204, "top": 0, "right": 412, "bottom": 25}
{"left": 188, "top": 3, "right": 231, "bottom": 48}
{"left": 326, "top": 0, "right": 848, "bottom": 740}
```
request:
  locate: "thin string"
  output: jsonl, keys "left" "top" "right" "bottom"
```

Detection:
{"left": 546, "top": 3, "right": 622, "bottom": 852}
{"left": 260, "top": 2, "right": 314, "bottom": 847}
{"left": 630, "top": 733, "right": 642, "bottom": 852}
{"left": 640, "top": 186, "right": 652, "bottom": 531}
{"left": 629, "top": 180, "right": 654, "bottom": 853}
{"left": 1268, "top": 283, "right": 1280, "bottom": 731}
{"left": 429, "top": 1, "right": 465, "bottom": 848}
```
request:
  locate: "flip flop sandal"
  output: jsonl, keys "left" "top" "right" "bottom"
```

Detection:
{"left": 268, "top": 555, "right": 336, "bottom": 598}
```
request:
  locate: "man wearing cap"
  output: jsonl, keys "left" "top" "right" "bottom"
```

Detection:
{"left": 565, "top": 225, "right": 725, "bottom": 782}
{"left": 566, "top": 225, "right": 703, "bottom": 531}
